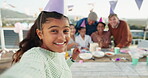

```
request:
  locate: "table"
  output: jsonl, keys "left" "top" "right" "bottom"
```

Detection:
{"left": 71, "top": 49, "right": 148, "bottom": 78}
{"left": 77, "top": 54, "right": 147, "bottom": 62}
{"left": 76, "top": 48, "right": 147, "bottom": 62}
{"left": 71, "top": 62, "right": 148, "bottom": 78}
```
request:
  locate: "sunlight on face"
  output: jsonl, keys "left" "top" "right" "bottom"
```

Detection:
{"left": 37, "top": 18, "right": 70, "bottom": 53}
{"left": 109, "top": 16, "right": 119, "bottom": 28}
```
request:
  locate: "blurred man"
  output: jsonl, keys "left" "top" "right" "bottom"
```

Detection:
{"left": 75, "top": 12, "right": 98, "bottom": 36}
{"left": 108, "top": 14, "right": 132, "bottom": 48}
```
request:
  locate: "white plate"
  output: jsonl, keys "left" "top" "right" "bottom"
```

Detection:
{"left": 79, "top": 53, "right": 92, "bottom": 60}
{"left": 92, "top": 51, "right": 105, "bottom": 58}
{"left": 105, "top": 52, "right": 115, "bottom": 56}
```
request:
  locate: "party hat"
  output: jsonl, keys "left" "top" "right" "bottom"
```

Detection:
{"left": 99, "top": 17, "right": 103, "bottom": 22}
{"left": 135, "top": 0, "right": 143, "bottom": 10}
{"left": 110, "top": 7, "right": 115, "bottom": 14}
{"left": 44, "top": 0, "right": 64, "bottom": 14}
{"left": 80, "top": 20, "right": 86, "bottom": 27}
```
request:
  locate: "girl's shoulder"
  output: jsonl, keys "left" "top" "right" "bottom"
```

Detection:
{"left": 24, "top": 47, "right": 41, "bottom": 55}
{"left": 21, "top": 47, "right": 48, "bottom": 61}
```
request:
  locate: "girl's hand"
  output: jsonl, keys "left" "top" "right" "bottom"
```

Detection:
{"left": 71, "top": 48, "right": 80, "bottom": 60}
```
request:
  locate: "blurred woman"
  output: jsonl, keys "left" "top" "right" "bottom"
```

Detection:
{"left": 91, "top": 22, "right": 111, "bottom": 48}
{"left": 67, "top": 24, "right": 78, "bottom": 50}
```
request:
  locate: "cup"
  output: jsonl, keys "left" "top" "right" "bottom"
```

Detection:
{"left": 132, "top": 58, "right": 139, "bottom": 65}
{"left": 89, "top": 43, "right": 98, "bottom": 52}
{"left": 96, "top": 47, "right": 101, "bottom": 51}
{"left": 114, "top": 47, "right": 120, "bottom": 54}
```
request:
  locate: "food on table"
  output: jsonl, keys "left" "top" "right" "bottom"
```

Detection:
{"left": 106, "top": 53, "right": 112, "bottom": 55}
{"left": 105, "top": 52, "right": 115, "bottom": 56}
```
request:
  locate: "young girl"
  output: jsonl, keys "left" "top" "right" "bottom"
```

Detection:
{"left": 0, "top": 11, "right": 80, "bottom": 78}
{"left": 75, "top": 27, "right": 93, "bottom": 50}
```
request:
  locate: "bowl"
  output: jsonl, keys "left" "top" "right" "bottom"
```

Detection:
{"left": 92, "top": 51, "right": 105, "bottom": 58}
{"left": 80, "top": 49, "right": 90, "bottom": 53}
{"left": 79, "top": 53, "right": 92, "bottom": 60}
{"left": 105, "top": 52, "right": 115, "bottom": 56}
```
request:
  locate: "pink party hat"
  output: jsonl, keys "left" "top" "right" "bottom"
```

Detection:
{"left": 44, "top": 0, "right": 64, "bottom": 14}
{"left": 99, "top": 17, "right": 103, "bottom": 22}
{"left": 80, "top": 20, "right": 86, "bottom": 27}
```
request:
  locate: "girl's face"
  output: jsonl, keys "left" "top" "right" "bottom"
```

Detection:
{"left": 108, "top": 16, "right": 119, "bottom": 27}
{"left": 36, "top": 18, "right": 70, "bottom": 52}
{"left": 70, "top": 25, "right": 76, "bottom": 36}
{"left": 79, "top": 28, "right": 86, "bottom": 36}
{"left": 97, "top": 23, "right": 105, "bottom": 32}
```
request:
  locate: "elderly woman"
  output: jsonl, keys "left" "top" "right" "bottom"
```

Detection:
{"left": 91, "top": 22, "right": 111, "bottom": 48}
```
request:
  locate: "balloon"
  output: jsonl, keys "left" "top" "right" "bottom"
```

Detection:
{"left": 14, "top": 22, "right": 22, "bottom": 33}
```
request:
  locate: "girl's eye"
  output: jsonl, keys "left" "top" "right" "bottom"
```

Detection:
{"left": 63, "top": 29, "right": 70, "bottom": 33}
{"left": 51, "top": 30, "right": 58, "bottom": 33}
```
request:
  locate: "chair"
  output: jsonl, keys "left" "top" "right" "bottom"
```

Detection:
{"left": 137, "top": 40, "right": 148, "bottom": 48}
{"left": 132, "top": 39, "right": 142, "bottom": 45}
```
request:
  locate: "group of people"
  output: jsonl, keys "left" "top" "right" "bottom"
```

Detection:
{"left": 68, "top": 12, "right": 132, "bottom": 51}
{"left": 68, "top": 24, "right": 93, "bottom": 50}
{"left": 0, "top": 0, "right": 132, "bottom": 77}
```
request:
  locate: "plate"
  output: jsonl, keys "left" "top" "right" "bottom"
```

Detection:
{"left": 105, "top": 52, "right": 115, "bottom": 56}
{"left": 92, "top": 51, "right": 105, "bottom": 58}
{"left": 79, "top": 53, "right": 92, "bottom": 60}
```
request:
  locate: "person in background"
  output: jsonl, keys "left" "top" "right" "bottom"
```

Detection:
{"left": 108, "top": 14, "right": 132, "bottom": 48}
{"left": 91, "top": 22, "right": 111, "bottom": 48}
{"left": 75, "top": 12, "right": 98, "bottom": 36}
{"left": 0, "top": 11, "right": 80, "bottom": 78}
{"left": 75, "top": 27, "right": 93, "bottom": 50}
{"left": 67, "top": 24, "right": 78, "bottom": 50}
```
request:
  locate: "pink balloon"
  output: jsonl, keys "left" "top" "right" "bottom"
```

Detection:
{"left": 14, "top": 22, "right": 22, "bottom": 33}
